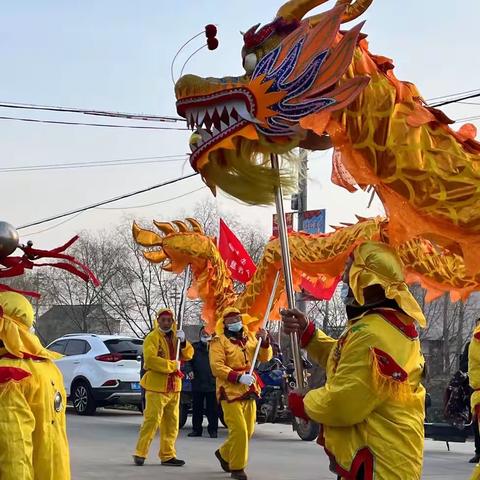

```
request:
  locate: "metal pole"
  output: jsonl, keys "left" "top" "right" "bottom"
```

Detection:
{"left": 176, "top": 265, "right": 192, "bottom": 363}
{"left": 296, "top": 148, "right": 308, "bottom": 314}
{"left": 249, "top": 271, "right": 280, "bottom": 375}
{"left": 271, "top": 153, "right": 305, "bottom": 389}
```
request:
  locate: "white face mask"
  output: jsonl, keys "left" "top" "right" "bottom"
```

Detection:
{"left": 227, "top": 321, "right": 243, "bottom": 333}
{"left": 159, "top": 326, "right": 173, "bottom": 333}
{"left": 201, "top": 336, "right": 212, "bottom": 343}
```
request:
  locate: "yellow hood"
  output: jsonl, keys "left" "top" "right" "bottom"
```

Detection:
{"left": 349, "top": 241, "right": 426, "bottom": 327}
{"left": 0, "top": 292, "right": 60, "bottom": 359}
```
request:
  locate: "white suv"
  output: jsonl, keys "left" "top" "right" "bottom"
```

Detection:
{"left": 47, "top": 334, "right": 143, "bottom": 415}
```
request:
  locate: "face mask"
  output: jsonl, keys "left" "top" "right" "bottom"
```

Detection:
{"left": 201, "top": 336, "right": 212, "bottom": 343}
{"left": 227, "top": 321, "right": 243, "bottom": 333}
{"left": 159, "top": 326, "right": 173, "bottom": 333}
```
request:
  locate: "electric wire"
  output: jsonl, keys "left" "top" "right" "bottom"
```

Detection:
{"left": 1, "top": 154, "right": 188, "bottom": 173}
{"left": 0, "top": 101, "right": 184, "bottom": 123}
{"left": 16, "top": 172, "right": 199, "bottom": 230}
{"left": 0, "top": 115, "right": 189, "bottom": 130}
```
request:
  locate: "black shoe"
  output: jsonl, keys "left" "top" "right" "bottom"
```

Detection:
{"left": 161, "top": 458, "right": 185, "bottom": 467}
{"left": 209, "top": 431, "right": 218, "bottom": 438}
{"left": 215, "top": 449, "right": 230, "bottom": 472}
{"left": 469, "top": 454, "right": 480, "bottom": 463}
{"left": 188, "top": 431, "right": 203, "bottom": 437}
{"left": 231, "top": 470, "right": 247, "bottom": 480}
{"left": 132, "top": 455, "right": 145, "bottom": 466}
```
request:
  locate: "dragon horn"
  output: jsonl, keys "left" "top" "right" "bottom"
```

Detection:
{"left": 335, "top": 0, "right": 373, "bottom": 22}
{"left": 172, "top": 220, "right": 189, "bottom": 232}
{"left": 276, "top": 0, "right": 329, "bottom": 20}
{"left": 185, "top": 217, "right": 204, "bottom": 233}
{"left": 132, "top": 222, "right": 163, "bottom": 247}
{"left": 153, "top": 221, "right": 176, "bottom": 236}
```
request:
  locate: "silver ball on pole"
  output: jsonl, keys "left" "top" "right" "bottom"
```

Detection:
{"left": 0, "top": 221, "right": 19, "bottom": 258}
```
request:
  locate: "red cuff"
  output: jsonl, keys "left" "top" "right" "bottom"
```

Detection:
{"left": 227, "top": 371, "right": 241, "bottom": 383}
{"left": 288, "top": 391, "right": 309, "bottom": 421}
{"left": 300, "top": 322, "right": 316, "bottom": 348}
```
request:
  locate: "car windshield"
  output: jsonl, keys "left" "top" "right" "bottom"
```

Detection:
{"left": 103, "top": 339, "right": 143, "bottom": 355}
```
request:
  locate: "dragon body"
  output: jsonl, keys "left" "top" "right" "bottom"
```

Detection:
{"left": 133, "top": 218, "right": 480, "bottom": 333}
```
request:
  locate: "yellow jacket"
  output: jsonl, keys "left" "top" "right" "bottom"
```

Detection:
{"left": 0, "top": 350, "right": 70, "bottom": 480}
{"left": 302, "top": 308, "right": 425, "bottom": 480}
{"left": 209, "top": 326, "right": 272, "bottom": 402}
{"left": 140, "top": 328, "right": 193, "bottom": 393}
{"left": 469, "top": 324, "right": 480, "bottom": 415}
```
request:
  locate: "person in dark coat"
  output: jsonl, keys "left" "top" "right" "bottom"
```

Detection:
{"left": 460, "top": 340, "right": 480, "bottom": 463}
{"left": 187, "top": 327, "right": 218, "bottom": 438}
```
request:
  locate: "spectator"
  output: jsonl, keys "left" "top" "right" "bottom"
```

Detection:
{"left": 188, "top": 327, "right": 219, "bottom": 438}
{"left": 459, "top": 339, "right": 480, "bottom": 463}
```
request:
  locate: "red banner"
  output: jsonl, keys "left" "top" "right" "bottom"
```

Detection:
{"left": 300, "top": 275, "right": 341, "bottom": 301}
{"left": 218, "top": 219, "right": 257, "bottom": 283}
{"left": 272, "top": 213, "right": 294, "bottom": 237}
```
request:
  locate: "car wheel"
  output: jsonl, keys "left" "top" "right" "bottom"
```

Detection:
{"left": 292, "top": 417, "right": 319, "bottom": 441}
{"left": 72, "top": 381, "right": 97, "bottom": 416}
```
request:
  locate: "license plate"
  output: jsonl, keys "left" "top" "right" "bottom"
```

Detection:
{"left": 131, "top": 382, "right": 141, "bottom": 391}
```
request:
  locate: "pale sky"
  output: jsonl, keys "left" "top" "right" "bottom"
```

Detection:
{"left": 2, "top": 0, "right": 479, "bottom": 245}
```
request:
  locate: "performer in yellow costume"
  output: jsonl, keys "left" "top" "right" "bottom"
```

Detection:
{"left": 133, "top": 307, "right": 193, "bottom": 466}
{"left": 283, "top": 242, "right": 426, "bottom": 480}
{"left": 469, "top": 319, "right": 480, "bottom": 480}
{"left": 0, "top": 291, "right": 70, "bottom": 480}
{"left": 210, "top": 307, "right": 272, "bottom": 480}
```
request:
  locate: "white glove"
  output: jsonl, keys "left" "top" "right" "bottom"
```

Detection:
{"left": 239, "top": 374, "right": 256, "bottom": 386}
{"left": 176, "top": 330, "right": 186, "bottom": 342}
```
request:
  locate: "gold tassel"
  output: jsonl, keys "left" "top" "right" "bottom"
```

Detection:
{"left": 370, "top": 349, "right": 414, "bottom": 404}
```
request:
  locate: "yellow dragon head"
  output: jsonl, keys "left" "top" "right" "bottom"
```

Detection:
{"left": 175, "top": 0, "right": 372, "bottom": 204}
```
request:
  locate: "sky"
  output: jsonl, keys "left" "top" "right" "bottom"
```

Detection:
{"left": 2, "top": 0, "right": 480, "bottom": 246}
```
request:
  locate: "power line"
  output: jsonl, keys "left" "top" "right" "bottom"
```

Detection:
{"left": 21, "top": 187, "right": 206, "bottom": 236}
{"left": 0, "top": 154, "right": 188, "bottom": 173}
{"left": 429, "top": 92, "right": 480, "bottom": 108}
{"left": 22, "top": 212, "right": 85, "bottom": 237}
{"left": 0, "top": 101, "right": 184, "bottom": 123}
{"left": 0, "top": 115, "right": 189, "bottom": 130}
{"left": 426, "top": 88, "right": 480, "bottom": 102}
{"left": 96, "top": 186, "right": 206, "bottom": 210}
{"left": 454, "top": 115, "right": 480, "bottom": 123}
{"left": 16, "top": 172, "right": 199, "bottom": 230}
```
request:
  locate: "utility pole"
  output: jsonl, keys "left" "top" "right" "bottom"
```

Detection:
{"left": 295, "top": 148, "right": 308, "bottom": 313}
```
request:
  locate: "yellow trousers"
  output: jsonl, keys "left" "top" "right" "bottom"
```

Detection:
{"left": 219, "top": 399, "right": 256, "bottom": 471}
{"left": 134, "top": 391, "right": 179, "bottom": 461}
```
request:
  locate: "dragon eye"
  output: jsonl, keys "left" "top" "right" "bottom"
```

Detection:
{"left": 243, "top": 53, "right": 258, "bottom": 74}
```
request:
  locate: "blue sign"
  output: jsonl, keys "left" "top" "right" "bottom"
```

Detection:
{"left": 302, "top": 209, "right": 326, "bottom": 234}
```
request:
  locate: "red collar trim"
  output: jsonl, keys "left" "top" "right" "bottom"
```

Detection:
{"left": 373, "top": 309, "right": 419, "bottom": 339}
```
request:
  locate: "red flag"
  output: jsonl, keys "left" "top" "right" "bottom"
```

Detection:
{"left": 218, "top": 219, "right": 257, "bottom": 283}
{"left": 300, "top": 276, "right": 341, "bottom": 301}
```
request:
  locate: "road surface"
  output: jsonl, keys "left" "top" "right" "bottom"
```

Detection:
{"left": 68, "top": 409, "right": 473, "bottom": 479}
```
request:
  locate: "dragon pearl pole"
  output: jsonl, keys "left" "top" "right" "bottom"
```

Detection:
{"left": 271, "top": 154, "right": 305, "bottom": 389}
{"left": 175, "top": 265, "right": 192, "bottom": 363}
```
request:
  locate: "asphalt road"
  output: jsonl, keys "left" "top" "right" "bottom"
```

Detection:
{"left": 68, "top": 409, "right": 473, "bottom": 480}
